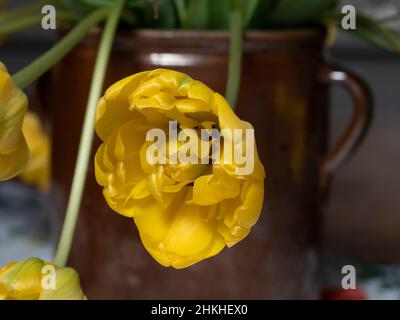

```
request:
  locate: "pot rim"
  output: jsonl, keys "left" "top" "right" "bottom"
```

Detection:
{"left": 123, "top": 27, "right": 326, "bottom": 41}
{"left": 72, "top": 26, "right": 326, "bottom": 45}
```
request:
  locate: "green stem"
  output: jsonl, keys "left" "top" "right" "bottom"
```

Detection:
{"left": 0, "top": 12, "right": 76, "bottom": 37}
{"left": 243, "top": 0, "right": 259, "bottom": 28}
{"left": 54, "top": 0, "right": 125, "bottom": 268}
{"left": 0, "top": 14, "right": 43, "bottom": 35}
{"left": 225, "top": 5, "right": 243, "bottom": 109}
{"left": 174, "top": 0, "right": 187, "bottom": 28}
{"left": 13, "top": 7, "right": 108, "bottom": 89}
{"left": 0, "top": 0, "right": 52, "bottom": 24}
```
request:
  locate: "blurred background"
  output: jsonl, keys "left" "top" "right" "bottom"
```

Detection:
{"left": 0, "top": 0, "right": 399, "bottom": 299}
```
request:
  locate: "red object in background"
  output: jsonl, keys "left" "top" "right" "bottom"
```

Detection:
{"left": 321, "top": 288, "right": 368, "bottom": 300}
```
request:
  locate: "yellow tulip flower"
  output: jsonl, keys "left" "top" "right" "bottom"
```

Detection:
{"left": 0, "top": 62, "right": 30, "bottom": 181}
{"left": 0, "top": 258, "right": 86, "bottom": 300}
{"left": 95, "top": 69, "right": 265, "bottom": 269}
{"left": 20, "top": 111, "right": 50, "bottom": 192}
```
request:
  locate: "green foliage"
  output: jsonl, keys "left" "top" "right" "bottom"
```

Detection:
{"left": 185, "top": 0, "right": 210, "bottom": 29}
{"left": 10, "top": 0, "right": 400, "bottom": 53}
{"left": 324, "top": 11, "right": 400, "bottom": 53}
{"left": 209, "top": 0, "right": 230, "bottom": 30}
{"left": 141, "top": 0, "right": 177, "bottom": 29}
{"left": 60, "top": 0, "right": 335, "bottom": 30}
{"left": 252, "top": 0, "right": 338, "bottom": 28}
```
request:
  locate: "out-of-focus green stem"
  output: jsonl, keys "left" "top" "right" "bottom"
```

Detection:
{"left": 324, "top": 11, "right": 400, "bottom": 52}
{"left": 225, "top": 3, "right": 243, "bottom": 109}
{"left": 174, "top": 0, "right": 187, "bottom": 27}
{"left": 0, "top": 0, "right": 53, "bottom": 24}
{"left": 0, "top": 11, "right": 76, "bottom": 37}
{"left": 54, "top": 0, "right": 125, "bottom": 268}
{"left": 13, "top": 7, "right": 108, "bottom": 89}
{"left": 243, "top": 0, "right": 259, "bottom": 28}
{"left": 0, "top": 14, "right": 43, "bottom": 34}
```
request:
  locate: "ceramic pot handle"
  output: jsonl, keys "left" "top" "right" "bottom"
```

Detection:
{"left": 319, "top": 64, "right": 373, "bottom": 189}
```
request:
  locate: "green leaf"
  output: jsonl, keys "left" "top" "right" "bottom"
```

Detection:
{"left": 247, "top": 0, "right": 278, "bottom": 29}
{"left": 251, "top": 0, "right": 338, "bottom": 28}
{"left": 141, "top": 0, "right": 177, "bottom": 29}
{"left": 185, "top": 0, "right": 210, "bottom": 29}
{"left": 243, "top": 0, "right": 259, "bottom": 28}
{"left": 228, "top": 0, "right": 241, "bottom": 11}
{"left": 174, "top": 0, "right": 187, "bottom": 28}
{"left": 209, "top": 0, "right": 230, "bottom": 30}
{"left": 79, "top": 0, "right": 112, "bottom": 6}
{"left": 325, "top": 11, "right": 400, "bottom": 53}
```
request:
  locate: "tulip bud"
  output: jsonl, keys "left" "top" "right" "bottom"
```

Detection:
{"left": 0, "top": 258, "right": 86, "bottom": 300}
{"left": 1, "top": 258, "right": 43, "bottom": 300}
{"left": 39, "top": 268, "right": 86, "bottom": 300}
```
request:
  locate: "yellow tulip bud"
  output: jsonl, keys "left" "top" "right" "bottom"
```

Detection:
{"left": 95, "top": 69, "right": 266, "bottom": 269}
{"left": 0, "top": 62, "right": 30, "bottom": 181}
{"left": 39, "top": 268, "right": 86, "bottom": 300}
{"left": 0, "top": 258, "right": 86, "bottom": 300}
{"left": 20, "top": 111, "right": 51, "bottom": 192}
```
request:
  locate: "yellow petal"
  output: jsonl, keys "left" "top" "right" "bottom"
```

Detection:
{"left": 213, "top": 93, "right": 250, "bottom": 131}
{"left": 172, "top": 235, "right": 225, "bottom": 269}
{"left": 218, "top": 180, "right": 264, "bottom": 246}
{"left": 39, "top": 268, "right": 85, "bottom": 300}
{"left": 136, "top": 196, "right": 226, "bottom": 269}
{"left": 134, "top": 196, "right": 177, "bottom": 243}
{"left": 95, "top": 72, "right": 148, "bottom": 141}
{"left": 192, "top": 175, "right": 222, "bottom": 205}
{"left": 126, "top": 179, "right": 151, "bottom": 200}
{"left": 0, "top": 262, "right": 16, "bottom": 300}
{"left": 187, "top": 80, "right": 214, "bottom": 106}
{"left": 174, "top": 99, "right": 209, "bottom": 113}
{"left": 232, "top": 179, "right": 264, "bottom": 228}
{"left": 19, "top": 111, "right": 50, "bottom": 192}
{"left": 0, "top": 137, "right": 30, "bottom": 181}
{"left": 1, "top": 258, "right": 44, "bottom": 300}
{"left": 163, "top": 201, "right": 215, "bottom": 257}
{"left": 192, "top": 170, "right": 241, "bottom": 206}
{"left": 0, "top": 62, "right": 30, "bottom": 180}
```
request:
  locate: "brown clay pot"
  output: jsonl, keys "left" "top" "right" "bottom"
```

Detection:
{"left": 45, "top": 29, "right": 372, "bottom": 299}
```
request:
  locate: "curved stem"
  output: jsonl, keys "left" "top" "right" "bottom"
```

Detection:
{"left": 243, "top": 0, "right": 259, "bottom": 28}
{"left": 0, "top": 11, "right": 76, "bottom": 37}
{"left": 174, "top": 0, "right": 187, "bottom": 28}
{"left": 225, "top": 4, "right": 243, "bottom": 109}
{"left": 0, "top": 14, "right": 43, "bottom": 34}
{"left": 0, "top": 0, "right": 52, "bottom": 24}
{"left": 54, "top": 0, "right": 125, "bottom": 268}
{"left": 13, "top": 7, "right": 108, "bottom": 89}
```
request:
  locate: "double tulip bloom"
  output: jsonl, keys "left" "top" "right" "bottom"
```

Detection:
{"left": 0, "top": 258, "right": 85, "bottom": 300}
{"left": 95, "top": 69, "right": 265, "bottom": 268}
